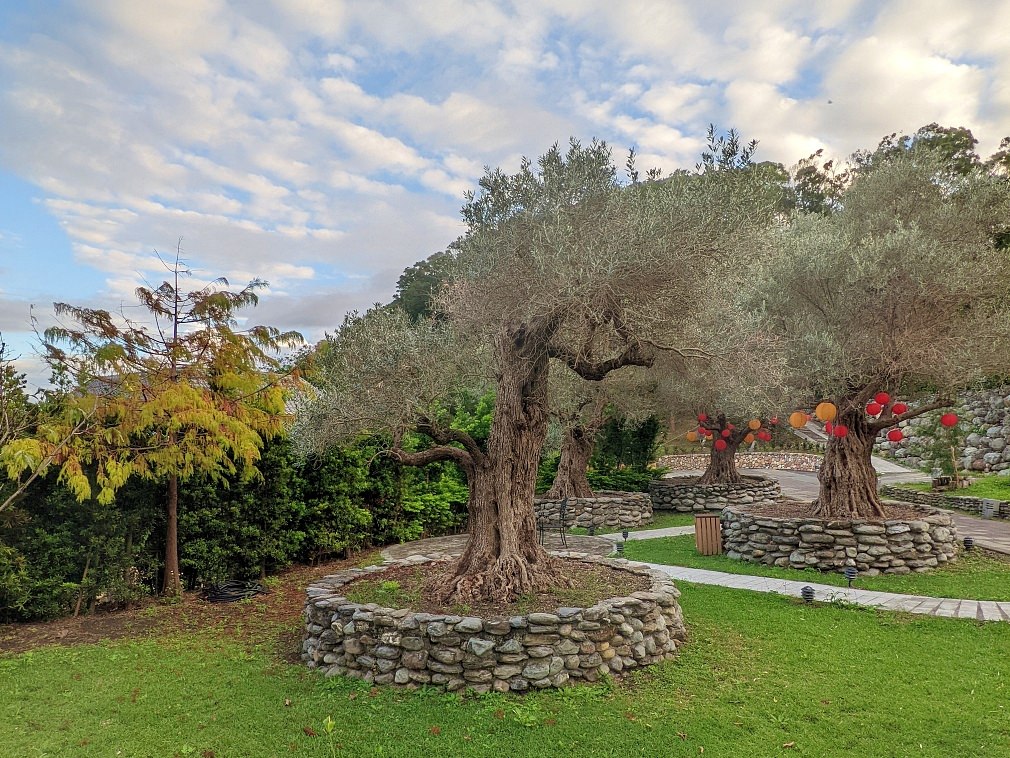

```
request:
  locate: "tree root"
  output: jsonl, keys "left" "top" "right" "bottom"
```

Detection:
{"left": 438, "top": 553, "right": 574, "bottom": 605}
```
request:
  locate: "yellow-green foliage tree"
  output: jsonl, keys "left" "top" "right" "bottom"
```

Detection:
{"left": 12, "top": 253, "right": 302, "bottom": 594}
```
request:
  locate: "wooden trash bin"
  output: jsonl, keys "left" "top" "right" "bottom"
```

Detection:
{"left": 695, "top": 514, "right": 723, "bottom": 555}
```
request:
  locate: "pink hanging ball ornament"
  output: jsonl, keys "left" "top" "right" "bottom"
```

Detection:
{"left": 887, "top": 429, "right": 903, "bottom": 442}
{"left": 714, "top": 438, "right": 728, "bottom": 451}
{"left": 770, "top": 416, "right": 779, "bottom": 425}
{"left": 832, "top": 424, "right": 849, "bottom": 438}
{"left": 874, "top": 391, "right": 891, "bottom": 405}
{"left": 940, "top": 413, "right": 959, "bottom": 428}
{"left": 891, "top": 402, "right": 908, "bottom": 415}
{"left": 865, "top": 402, "right": 883, "bottom": 416}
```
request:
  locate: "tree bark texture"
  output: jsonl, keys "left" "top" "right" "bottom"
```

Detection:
{"left": 162, "top": 473, "right": 182, "bottom": 595}
{"left": 698, "top": 437, "right": 743, "bottom": 484}
{"left": 440, "top": 328, "right": 569, "bottom": 604}
{"left": 812, "top": 403, "right": 884, "bottom": 519}
{"left": 544, "top": 425, "right": 596, "bottom": 499}
{"left": 697, "top": 413, "right": 747, "bottom": 485}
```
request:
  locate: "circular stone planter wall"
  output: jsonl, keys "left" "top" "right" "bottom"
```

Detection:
{"left": 534, "top": 491, "right": 652, "bottom": 529}
{"left": 721, "top": 504, "right": 958, "bottom": 576}
{"left": 302, "top": 556, "right": 686, "bottom": 693}
{"left": 649, "top": 476, "right": 781, "bottom": 513}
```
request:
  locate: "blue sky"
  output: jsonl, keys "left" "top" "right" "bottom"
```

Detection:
{"left": 1, "top": 0, "right": 1008, "bottom": 387}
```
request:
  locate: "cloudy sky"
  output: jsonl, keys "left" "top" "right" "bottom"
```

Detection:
{"left": 1, "top": 0, "right": 1008, "bottom": 387}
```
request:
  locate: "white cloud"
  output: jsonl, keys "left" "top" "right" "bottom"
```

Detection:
{"left": 0, "top": 0, "right": 1008, "bottom": 386}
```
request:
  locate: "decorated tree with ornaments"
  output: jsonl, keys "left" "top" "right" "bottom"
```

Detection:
{"left": 746, "top": 140, "right": 1010, "bottom": 519}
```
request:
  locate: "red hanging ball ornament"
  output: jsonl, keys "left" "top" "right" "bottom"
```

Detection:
{"left": 726, "top": 423, "right": 735, "bottom": 430}
{"left": 760, "top": 430, "right": 772, "bottom": 441}
{"left": 697, "top": 426, "right": 706, "bottom": 435}
{"left": 940, "top": 413, "right": 959, "bottom": 428}
{"left": 713, "top": 438, "right": 728, "bottom": 451}
{"left": 824, "top": 421, "right": 834, "bottom": 434}
{"left": 721, "top": 429, "right": 732, "bottom": 438}
{"left": 865, "top": 402, "right": 882, "bottom": 416}
{"left": 697, "top": 413, "right": 708, "bottom": 422}
{"left": 832, "top": 424, "right": 849, "bottom": 438}
{"left": 891, "top": 402, "right": 908, "bottom": 415}
{"left": 874, "top": 391, "right": 890, "bottom": 405}
{"left": 887, "top": 429, "right": 903, "bottom": 442}
{"left": 770, "top": 416, "right": 779, "bottom": 425}
{"left": 703, "top": 428, "right": 713, "bottom": 437}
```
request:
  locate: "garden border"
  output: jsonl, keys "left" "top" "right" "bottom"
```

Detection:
{"left": 302, "top": 554, "right": 686, "bottom": 693}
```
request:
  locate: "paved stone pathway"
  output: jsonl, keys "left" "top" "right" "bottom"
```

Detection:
{"left": 640, "top": 562, "right": 1010, "bottom": 622}
{"left": 380, "top": 532, "right": 615, "bottom": 562}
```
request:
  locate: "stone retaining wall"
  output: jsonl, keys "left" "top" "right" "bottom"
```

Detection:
{"left": 649, "top": 476, "right": 781, "bottom": 513}
{"left": 722, "top": 505, "right": 958, "bottom": 576}
{"left": 879, "top": 485, "right": 1010, "bottom": 519}
{"left": 303, "top": 555, "right": 686, "bottom": 693}
{"left": 534, "top": 491, "right": 652, "bottom": 529}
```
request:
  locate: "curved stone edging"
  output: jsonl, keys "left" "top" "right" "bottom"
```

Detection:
{"left": 649, "top": 475, "right": 781, "bottom": 513}
{"left": 879, "top": 485, "right": 1010, "bottom": 519}
{"left": 722, "top": 504, "right": 958, "bottom": 576}
{"left": 534, "top": 491, "right": 653, "bottom": 529}
{"left": 302, "top": 555, "right": 687, "bottom": 693}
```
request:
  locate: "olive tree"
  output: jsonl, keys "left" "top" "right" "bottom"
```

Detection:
{"left": 297, "top": 139, "right": 781, "bottom": 603}
{"left": 747, "top": 147, "right": 1010, "bottom": 518}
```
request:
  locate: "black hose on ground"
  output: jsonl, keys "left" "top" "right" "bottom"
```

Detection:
{"left": 202, "top": 579, "right": 267, "bottom": 602}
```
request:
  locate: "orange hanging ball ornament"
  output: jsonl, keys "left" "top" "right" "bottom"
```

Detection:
{"left": 748, "top": 418, "right": 761, "bottom": 430}
{"left": 686, "top": 431, "right": 698, "bottom": 442}
{"left": 814, "top": 402, "right": 837, "bottom": 422}
{"left": 788, "top": 411, "right": 807, "bottom": 428}
{"left": 744, "top": 433, "right": 755, "bottom": 443}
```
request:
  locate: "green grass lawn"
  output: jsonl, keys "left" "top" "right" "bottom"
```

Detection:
{"left": 569, "top": 512, "right": 696, "bottom": 535}
{"left": 3, "top": 584, "right": 1010, "bottom": 757}
{"left": 625, "top": 534, "right": 1010, "bottom": 600}
{"left": 893, "top": 476, "right": 1010, "bottom": 500}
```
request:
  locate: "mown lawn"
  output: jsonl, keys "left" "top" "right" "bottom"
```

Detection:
{"left": 625, "top": 534, "right": 1010, "bottom": 600}
{"left": 569, "top": 512, "right": 696, "bottom": 535}
{"left": 893, "top": 476, "right": 1010, "bottom": 500}
{"left": 3, "top": 582, "right": 1010, "bottom": 757}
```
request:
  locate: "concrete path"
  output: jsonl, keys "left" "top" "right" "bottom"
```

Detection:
{"left": 639, "top": 562, "right": 1010, "bottom": 622}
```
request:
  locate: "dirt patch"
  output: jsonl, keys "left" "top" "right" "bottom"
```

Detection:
{"left": 742, "top": 500, "right": 932, "bottom": 522}
{"left": 341, "top": 559, "right": 650, "bottom": 618}
{"left": 0, "top": 549, "right": 386, "bottom": 656}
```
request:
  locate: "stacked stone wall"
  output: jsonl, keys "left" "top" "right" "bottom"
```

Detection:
{"left": 303, "top": 556, "right": 686, "bottom": 693}
{"left": 722, "top": 505, "right": 958, "bottom": 576}
{"left": 534, "top": 491, "right": 652, "bottom": 529}
{"left": 649, "top": 476, "right": 780, "bottom": 513}
{"left": 879, "top": 485, "right": 1010, "bottom": 519}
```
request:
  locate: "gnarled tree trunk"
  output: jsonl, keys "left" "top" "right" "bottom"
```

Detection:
{"left": 812, "top": 403, "right": 884, "bottom": 519}
{"left": 544, "top": 424, "right": 596, "bottom": 499}
{"left": 440, "top": 328, "right": 570, "bottom": 604}
{"left": 697, "top": 413, "right": 747, "bottom": 485}
{"left": 698, "top": 436, "right": 744, "bottom": 484}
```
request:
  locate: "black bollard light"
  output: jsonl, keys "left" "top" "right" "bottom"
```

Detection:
{"left": 964, "top": 536, "right": 975, "bottom": 551}
{"left": 843, "top": 566, "right": 857, "bottom": 587}
{"left": 801, "top": 586, "right": 815, "bottom": 603}
{"left": 588, "top": 525, "right": 596, "bottom": 536}
{"left": 622, "top": 530, "right": 629, "bottom": 541}
{"left": 616, "top": 541, "right": 625, "bottom": 556}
